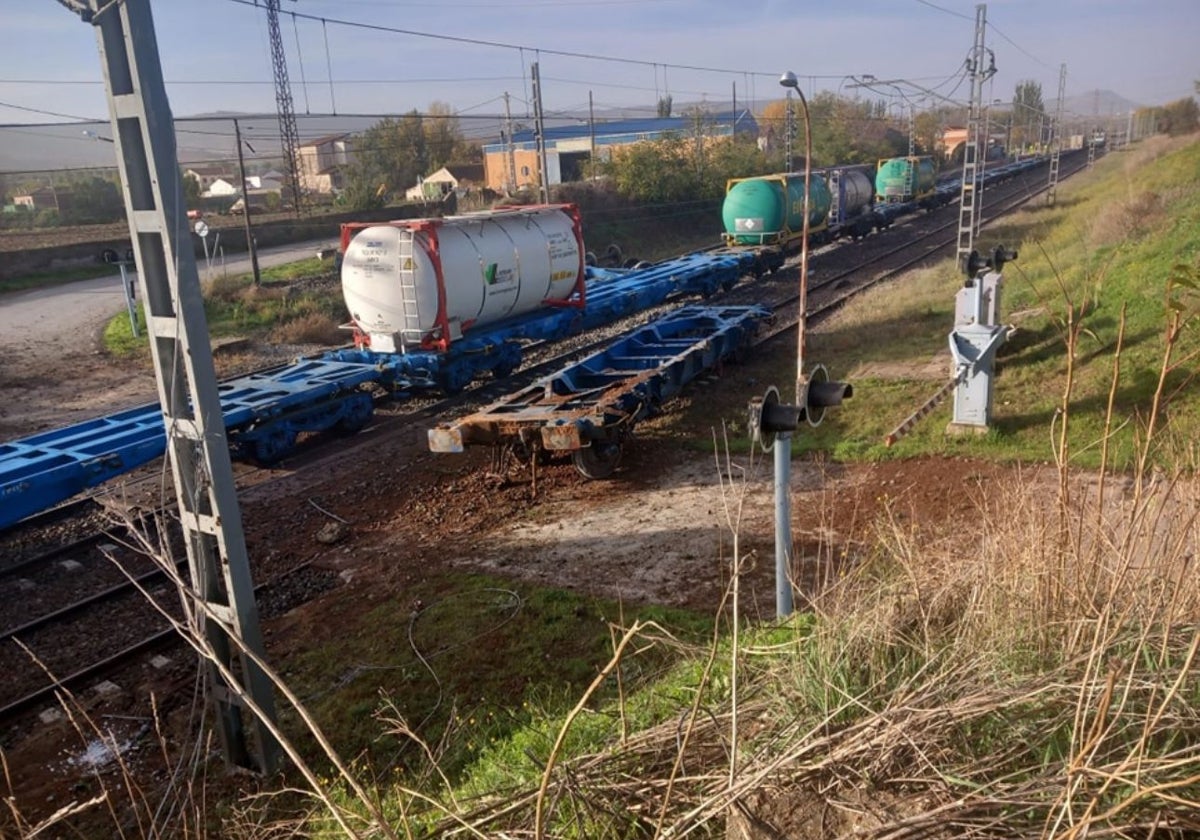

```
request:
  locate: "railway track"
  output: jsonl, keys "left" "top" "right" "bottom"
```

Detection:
{"left": 0, "top": 156, "right": 1081, "bottom": 727}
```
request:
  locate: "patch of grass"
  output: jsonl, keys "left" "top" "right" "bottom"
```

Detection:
{"left": 257, "top": 256, "right": 329, "bottom": 283}
{"left": 279, "top": 573, "right": 713, "bottom": 792}
{"left": 101, "top": 302, "right": 149, "bottom": 358}
{"left": 101, "top": 261, "right": 349, "bottom": 353}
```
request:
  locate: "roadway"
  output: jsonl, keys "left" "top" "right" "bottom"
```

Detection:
{"left": 0, "top": 237, "right": 337, "bottom": 361}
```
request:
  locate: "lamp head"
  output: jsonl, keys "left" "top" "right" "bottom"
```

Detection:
{"left": 779, "top": 71, "right": 799, "bottom": 91}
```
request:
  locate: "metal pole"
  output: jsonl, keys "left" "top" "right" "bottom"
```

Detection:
{"left": 1047, "top": 63, "right": 1067, "bottom": 205}
{"left": 119, "top": 262, "right": 138, "bottom": 337}
{"left": 588, "top": 90, "right": 596, "bottom": 181}
{"left": 784, "top": 90, "right": 793, "bottom": 172}
{"left": 233, "top": 118, "right": 262, "bottom": 287}
{"left": 955, "top": 3, "right": 991, "bottom": 271}
{"left": 503, "top": 92, "right": 517, "bottom": 194}
{"left": 776, "top": 70, "right": 815, "bottom": 619}
{"left": 200, "top": 232, "right": 211, "bottom": 277}
{"left": 790, "top": 84, "right": 813, "bottom": 402}
{"left": 774, "top": 433, "right": 794, "bottom": 617}
{"left": 531, "top": 62, "right": 550, "bottom": 204}
{"left": 81, "top": 0, "right": 278, "bottom": 773}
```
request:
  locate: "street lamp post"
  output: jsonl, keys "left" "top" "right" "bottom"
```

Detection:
{"left": 784, "top": 89, "right": 794, "bottom": 173}
{"left": 779, "top": 71, "right": 812, "bottom": 402}
{"left": 768, "top": 69, "right": 814, "bottom": 618}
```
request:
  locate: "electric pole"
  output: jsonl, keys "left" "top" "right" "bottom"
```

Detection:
{"left": 955, "top": 3, "right": 995, "bottom": 271}
{"left": 503, "top": 92, "right": 518, "bottom": 194}
{"left": 531, "top": 62, "right": 550, "bottom": 203}
{"left": 589, "top": 90, "right": 597, "bottom": 181}
{"left": 265, "top": 0, "right": 304, "bottom": 215}
{"left": 1047, "top": 63, "right": 1067, "bottom": 206}
{"left": 234, "top": 118, "right": 262, "bottom": 287}
{"left": 65, "top": 0, "right": 279, "bottom": 774}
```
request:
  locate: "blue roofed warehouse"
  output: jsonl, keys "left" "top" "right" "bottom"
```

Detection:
{"left": 481, "top": 110, "right": 757, "bottom": 194}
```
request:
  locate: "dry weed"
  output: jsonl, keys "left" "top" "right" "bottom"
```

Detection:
{"left": 269, "top": 312, "right": 345, "bottom": 345}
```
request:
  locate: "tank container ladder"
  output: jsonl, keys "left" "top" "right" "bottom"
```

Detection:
{"left": 827, "top": 169, "right": 842, "bottom": 224}
{"left": 396, "top": 231, "right": 423, "bottom": 349}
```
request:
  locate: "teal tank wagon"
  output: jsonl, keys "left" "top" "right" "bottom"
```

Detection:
{"left": 874, "top": 156, "right": 936, "bottom": 204}
{"left": 722, "top": 172, "right": 832, "bottom": 246}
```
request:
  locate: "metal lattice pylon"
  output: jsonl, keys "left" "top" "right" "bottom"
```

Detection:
{"left": 955, "top": 3, "right": 993, "bottom": 272}
{"left": 266, "top": 0, "right": 304, "bottom": 214}
{"left": 1047, "top": 63, "right": 1067, "bottom": 205}
{"left": 71, "top": 0, "right": 279, "bottom": 773}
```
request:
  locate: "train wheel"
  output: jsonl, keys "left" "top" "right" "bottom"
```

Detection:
{"left": 253, "top": 428, "right": 297, "bottom": 465}
{"left": 438, "top": 366, "right": 471, "bottom": 395}
{"left": 572, "top": 442, "right": 622, "bottom": 479}
{"left": 335, "top": 393, "right": 374, "bottom": 435}
{"left": 491, "top": 345, "right": 523, "bottom": 380}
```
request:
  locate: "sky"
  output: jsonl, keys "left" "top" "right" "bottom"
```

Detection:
{"left": 1, "top": 0, "right": 1196, "bottom": 171}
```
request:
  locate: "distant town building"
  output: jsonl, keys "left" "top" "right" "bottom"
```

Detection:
{"left": 296, "top": 134, "right": 354, "bottom": 194}
{"left": 201, "top": 175, "right": 283, "bottom": 200}
{"left": 481, "top": 110, "right": 757, "bottom": 193}
{"left": 404, "top": 164, "right": 486, "bottom": 201}
{"left": 12, "top": 186, "right": 63, "bottom": 212}
{"left": 204, "top": 177, "right": 241, "bottom": 198}
{"left": 183, "top": 164, "right": 234, "bottom": 194}
{"left": 244, "top": 175, "right": 283, "bottom": 193}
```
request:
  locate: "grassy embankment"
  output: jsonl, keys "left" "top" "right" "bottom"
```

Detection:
{"left": 692, "top": 134, "right": 1200, "bottom": 469}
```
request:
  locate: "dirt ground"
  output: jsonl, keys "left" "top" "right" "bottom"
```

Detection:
{"left": 0, "top": 289, "right": 1031, "bottom": 836}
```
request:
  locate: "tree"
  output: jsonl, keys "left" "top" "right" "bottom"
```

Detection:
{"left": 759, "top": 93, "right": 911, "bottom": 170}
{"left": 1157, "top": 97, "right": 1200, "bottom": 136}
{"left": 342, "top": 111, "right": 429, "bottom": 208}
{"left": 657, "top": 95, "right": 673, "bottom": 118}
{"left": 342, "top": 103, "right": 476, "bottom": 210}
{"left": 424, "top": 101, "right": 466, "bottom": 170}
{"left": 62, "top": 176, "right": 123, "bottom": 225}
{"left": 181, "top": 169, "right": 201, "bottom": 205}
{"left": 609, "top": 133, "right": 700, "bottom": 202}
{"left": 1011, "top": 80, "right": 1046, "bottom": 151}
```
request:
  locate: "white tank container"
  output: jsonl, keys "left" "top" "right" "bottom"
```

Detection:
{"left": 341, "top": 204, "right": 584, "bottom": 353}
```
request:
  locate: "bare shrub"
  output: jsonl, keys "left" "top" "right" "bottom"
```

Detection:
{"left": 1088, "top": 190, "right": 1166, "bottom": 248}
{"left": 238, "top": 283, "right": 285, "bottom": 304}
{"left": 269, "top": 312, "right": 346, "bottom": 345}
{"left": 202, "top": 272, "right": 249, "bottom": 302}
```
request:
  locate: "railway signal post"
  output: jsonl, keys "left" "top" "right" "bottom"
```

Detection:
{"left": 948, "top": 247, "right": 1016, "bottom": 432}
{"left": 748, "top": 368, "right": 852, "bottom": 618}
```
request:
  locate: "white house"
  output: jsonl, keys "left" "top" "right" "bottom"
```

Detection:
{"left": 204, "top": 178, "right": 241, "bottom": 198}
{"left": 405, "top": 165, "right": 486, "bottom": 202}
{"left": 204, "top": 176, "right": 283, "bottom": 199}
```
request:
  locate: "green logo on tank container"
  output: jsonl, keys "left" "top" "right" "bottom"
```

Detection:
{"left": 484, "top": 263, "right": 498, "bottom": 285}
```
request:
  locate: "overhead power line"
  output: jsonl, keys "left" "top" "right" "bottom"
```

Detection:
{"left": 222, "top": 0, "right": 837, "bottom": 80}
